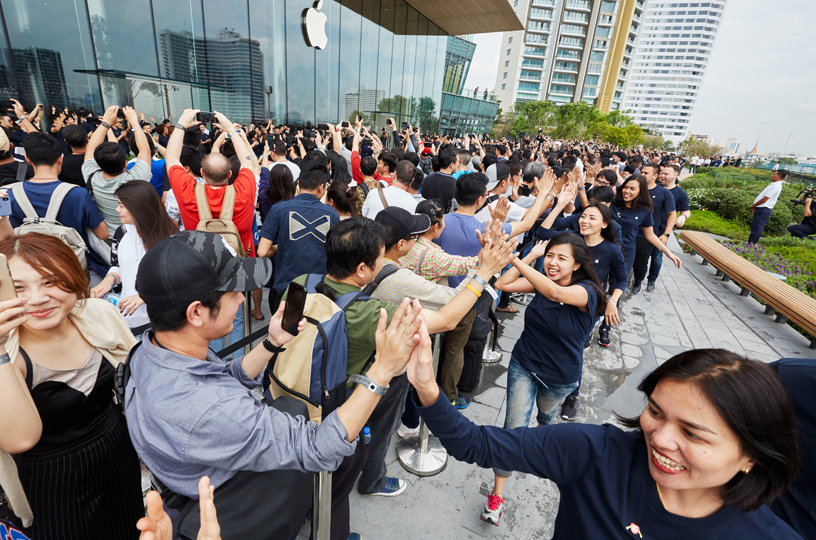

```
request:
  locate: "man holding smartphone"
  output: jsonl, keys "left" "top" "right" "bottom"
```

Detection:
{"left": 125, "top": 230, "right": 423, "bottom": 539}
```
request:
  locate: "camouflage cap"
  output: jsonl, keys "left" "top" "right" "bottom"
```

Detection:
{"left": 136, "top": 231, "right": 272, "bottom": 311}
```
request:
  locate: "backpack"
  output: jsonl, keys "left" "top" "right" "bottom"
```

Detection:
{"left": 263, "top": 267, "right": 398, "bottom": 424}
{"left": 10, "top": 182, "right": 89, "bottom": 269}
{"left": 194, "top": 183, "right": 247, "bottom": 256}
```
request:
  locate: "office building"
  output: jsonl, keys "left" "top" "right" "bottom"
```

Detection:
{"left": 493, "top": 0, "right": 644, "bottom": 110}
{"left": 443, "top": 36, "right": 477, "bottom": 95}
{"left": 0, "top": 0, "right": 520, "bottom": 131}
{"left": 621, "top": 0, "right": 728, "bottom": 141}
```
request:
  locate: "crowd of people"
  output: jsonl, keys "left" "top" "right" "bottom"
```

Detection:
{"left": 0, "top": 102, "right": 811, "bottom": 540}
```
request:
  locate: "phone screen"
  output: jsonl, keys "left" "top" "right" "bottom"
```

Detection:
{"left": 281, "top": 282, "right": 307, "bottom": 336}
{"left": 0, "top": 195, "right": 11, "bottom": 217}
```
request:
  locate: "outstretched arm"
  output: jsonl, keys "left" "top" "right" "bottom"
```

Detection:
{"left": 85, "top": 105, "right": 119, "bottom": 162}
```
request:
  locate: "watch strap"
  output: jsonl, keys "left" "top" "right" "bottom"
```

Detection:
{"left": 471, "top": 274, "right": 489, "bottom": 289}
{"left": 175, "top": 122, "right": 185, "bottom": 131}
{"left": 100, "top": 121, "right": 111, "bottom": 129}
{"left": 348, "top": 374, "right": 388, "bottom": 395}
{"left": 0, "top": 352, "right": 10, "bottom": 367}
{"left": 261, "top": 338, "right": 286, "bottom": 354}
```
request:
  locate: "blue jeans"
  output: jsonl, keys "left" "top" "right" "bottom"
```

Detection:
{"left": 788, "top": 223, "right": 815, "bottom": 238}
{"left": 648, "top": 247, "right": 664, "bottom": 282}
{"left": 210, "top": 307, "right": 244, "bottom": 361}
{"left": 495, "top": 356, "right": 579, "bottom": 477}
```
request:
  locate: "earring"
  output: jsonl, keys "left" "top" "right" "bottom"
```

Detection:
{"left": 743, "top": 468, "right": 750, "bottom": 474}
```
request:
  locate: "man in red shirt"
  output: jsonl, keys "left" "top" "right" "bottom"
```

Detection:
{"left": 167, "top": 109, "right": 257, "bottom": 256}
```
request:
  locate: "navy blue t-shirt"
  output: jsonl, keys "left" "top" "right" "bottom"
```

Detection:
{"left": 637, "top": 184, "right": 675, "bottom": 237}
{"left": 8, "top": 181, "right": 108, "bottom": 277}
{"left": 512, "top": 280, "right": 599, "bottom": 384}
{"left": 417, "top": 393, "right": 803, "bottom": 540}
{"left": 668, "top": 186, "right": 691, "bottom": 213}
{"left": 589, "top": 240, "right": 627, "bottom": 293}
{"left": 610, "top": 203, "right": 654, "bottom": 256}
{"left": 769, "top": 359, "right": 816, "bottom": 539}
{"left": 260, "top": 193, "right": 339, "bottom": 295}
{"left": 536, "top": 212, "right": 622, "bottom": 244}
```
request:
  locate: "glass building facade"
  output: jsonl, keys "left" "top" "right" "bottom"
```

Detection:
{"left": 438, "top": 92, "right": 499, "bottom": 137}
{"left": 0, "top": 0, "right": 453, "bottom": 133}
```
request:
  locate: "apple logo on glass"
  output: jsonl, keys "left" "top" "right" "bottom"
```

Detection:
{"left": 302, "top": 0, "right": 328, "bottom": 50}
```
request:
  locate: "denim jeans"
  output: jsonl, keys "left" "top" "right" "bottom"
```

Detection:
{"left": 494, "top": 356, "right": 579, "bottom": 477}
{"left": 210, "top": 306, "right": 244, "bottom": 361}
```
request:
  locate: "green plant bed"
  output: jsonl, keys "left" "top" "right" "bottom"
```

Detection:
{"left": 721, "top": 240, "right": 815, "bottom": 342}
{"left": 680, "top": 210, "right": 750, "bottom": 241}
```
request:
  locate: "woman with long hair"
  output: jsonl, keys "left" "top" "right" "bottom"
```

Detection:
{"left": 259, "top": 156, "right": 296, "bottom": 219}
{"left": 91, "top": 180, "right": 178, "bottom": 329}
{"left": 479, "top": 232, "right": 606, "bottom": 525}
{"left": 612, "top": 175, "right": 681, "bottom": 274}
{"left": 0, "top": 233, "right": 143, "bottom": 539}
{"left": 408, "top": 344, "right": 801, "bottom": 539}
{"left": 325, "top": 181, "right": 358, "bottom": 219}
{"left": 327, "top": 150, "right": 353, "bottom": 185}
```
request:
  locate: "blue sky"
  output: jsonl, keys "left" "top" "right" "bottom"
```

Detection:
{"left": 465, "top": 0, "right": 816, "bottom": 156}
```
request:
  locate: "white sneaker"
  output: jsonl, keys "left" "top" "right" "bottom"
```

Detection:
{"left": 397, "top": 422, "right": 419, "bottom": 438}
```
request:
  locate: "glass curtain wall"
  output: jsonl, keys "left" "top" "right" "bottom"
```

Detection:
{"left": 0, "top": 0, "right": 446, "bottom": 127}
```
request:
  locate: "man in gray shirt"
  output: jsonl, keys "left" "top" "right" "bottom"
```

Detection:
{"left": 125, "top": 230, "right": 419, "bottom": 538}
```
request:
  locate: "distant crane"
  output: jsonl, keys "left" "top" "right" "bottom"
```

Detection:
{"left": 782, "top": 131, "right": 793, "bottom": 154}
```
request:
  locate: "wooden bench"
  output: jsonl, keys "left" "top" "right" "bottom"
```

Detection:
{"left": 679, "top": 230, "right": 816, "bottom": 349}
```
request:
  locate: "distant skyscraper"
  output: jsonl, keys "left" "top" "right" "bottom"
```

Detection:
{"left": 11, "top": 47, "right": 69, "bottom": 108}
{"left": 159, "top": 28, "right": 265, "bottom": 122}
{"left": 493, "top": 0, "right": 644, "bottom": 109}
{"left": 443, "top": 36, "right": 476, "bottom": 95}
{"left": 344, "top": 86, "right": 385, "bottom": 121}
{"left": 621, "top": 0, "right": 727, "bottom": 141}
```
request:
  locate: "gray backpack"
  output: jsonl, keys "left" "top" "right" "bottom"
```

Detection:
{"left": 10, "top": 182, "right": 89, "bottom": 269}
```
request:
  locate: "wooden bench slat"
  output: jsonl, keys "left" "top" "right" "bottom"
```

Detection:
{"left": 679, "top": 231, "right": 816, "bottom": 333}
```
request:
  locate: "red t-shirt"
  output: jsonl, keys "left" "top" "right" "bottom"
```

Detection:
{"left": 351, "top": 150, "right": 383, "bottom": 185}
{"left": 168, "top": 165, "right": 257, "bottom": 256}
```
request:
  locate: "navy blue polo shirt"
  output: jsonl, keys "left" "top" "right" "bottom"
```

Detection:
{"left": 668, "top": 186, "right": 690, "bottom": 213}
{"left": 416, "top": 395, "right": 803, "bottom": 540}
{"left": 589, "top": 240, "right": 627, "bottom": 293}
{"left": 259, "top": 193, "right": 339, "bottom": 295}
{"left": 769, "top": 359, "right": 816, "bottom": 539}
{"left": 536, "top": 213, "right": 622, "bottom": 244}
{"left": 638, "top": 184, "right": 675, "bottom": 237}
{"left": 512, "top": 280, "right": 598, "bottom": 384}
{"left": 610, "top": 203, "right": 654, "bottom": 256}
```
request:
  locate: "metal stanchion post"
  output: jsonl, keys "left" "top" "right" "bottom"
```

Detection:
{"left": 243, "top": 298, "right": 252, "bottom": 357}
{"left": 483, "top": 339, "right": 502, "bottom": 365}
{"left": 397, "top": 333, "right": 448, "bottom": 476}
{"left": 312, "top": 471, "right": 332, "bottom": 540}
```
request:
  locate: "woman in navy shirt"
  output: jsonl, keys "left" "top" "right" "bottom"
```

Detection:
{"left": 482, "top": 233, "right": 605, "bottom": 525}
{"left": 407, "top": 344, "right": 802, "bottom": 539}
{"left": 611, "top": 175, "right": 681, "bottom": 274}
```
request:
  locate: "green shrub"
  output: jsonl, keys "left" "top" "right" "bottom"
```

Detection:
{"left": 695, "top": 167, "right": 771, "bottom": 181}
{"left": 760, "top": 236, "right": 816, "bottom": 248}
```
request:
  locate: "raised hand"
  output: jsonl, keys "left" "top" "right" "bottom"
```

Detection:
{"left": 487, "top": 196, "right": 510, "bottom": 227}
{"left": 373, "top": 297, "right": 422, "bottom": 378}
{"left": 405, "top": 311, "right": 438, "bottom": 405}
{"left": 197, "top": 476, "right": 221, "bottom": 540}
{"left": 136, "top": 491, "right": 173, "bottom": 540}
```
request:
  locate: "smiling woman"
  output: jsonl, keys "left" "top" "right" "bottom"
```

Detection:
{"left": 409, "top": 347, "right": 803, "bottom": 539}
{"left": 0, "top": 233, "right": 143, "bottom": 540}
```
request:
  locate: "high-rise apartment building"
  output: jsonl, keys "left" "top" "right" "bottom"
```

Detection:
{"left": 621, "top": 0, "right": 727, "bottom": 141}
{"left": 493, "top": 0, "right": 644, "bottom": 110}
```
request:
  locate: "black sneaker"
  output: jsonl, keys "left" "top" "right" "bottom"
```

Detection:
{"left": 631, "top": 281, "right": 642, "bottom": 295}
{"left": 646, "top": 280, "right": 656, "bottom": 292}
{"left": 561, "top": 397, "right": 578, "bottom": 421}
{"left": 584, "top": 335, "right": 591, "bottom": 349}
{"left": 598, "top": 326, "right": 610, "bottom": 347}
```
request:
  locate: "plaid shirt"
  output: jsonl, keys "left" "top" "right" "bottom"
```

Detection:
{"left": 398, "top": 237, "right": 479, "bottom": 283}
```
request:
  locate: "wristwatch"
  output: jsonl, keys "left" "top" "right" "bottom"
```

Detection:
{"left": 175, "top": 122, "right": 185, "bottom": 131}
{"left": 348, "top": 374, "right": 389, "bottom": 395}
{"left": 261, "top": 337, "right": 286, "bottom": 354}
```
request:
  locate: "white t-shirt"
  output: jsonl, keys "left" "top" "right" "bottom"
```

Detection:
{"left": 474, "top": 196, "right": 526, "bottom": 242}
{"left": 753, "top": 181, "right": 783, "bottom": 209}
{"left": 362, "top": 185, "right": 419, "bottom": 219}
{"left": 271, "top": 159, "right": 301, "bottom": 182}
{"left": 109, "top": 224, "right": 150, "bottom": 328}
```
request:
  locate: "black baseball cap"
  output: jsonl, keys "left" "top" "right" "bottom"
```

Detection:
{"left": 374, "top": 206, "right": 431, "bottom": 246}
{"left": 136, "top": 231, "right": 273, "bottom": 311}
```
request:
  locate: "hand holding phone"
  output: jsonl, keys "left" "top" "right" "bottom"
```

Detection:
{"left": 279, "top": 282, "right": 307, "bottom": 337}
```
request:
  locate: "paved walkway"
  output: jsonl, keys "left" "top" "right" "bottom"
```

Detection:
{"left": 342, "top": 234, "right": 815, "bottom": 540}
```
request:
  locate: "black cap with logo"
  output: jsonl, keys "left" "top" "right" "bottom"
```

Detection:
{"left": 374, "top": 206, "right": 431, "bottom": 246}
